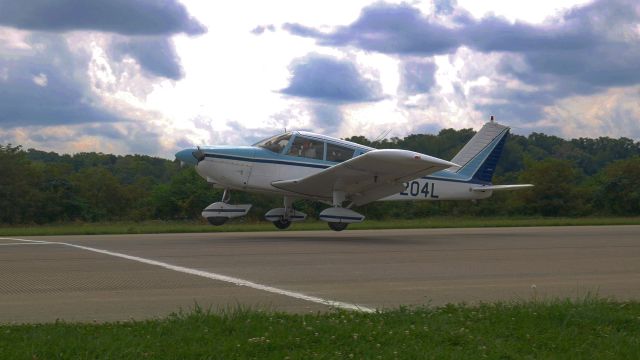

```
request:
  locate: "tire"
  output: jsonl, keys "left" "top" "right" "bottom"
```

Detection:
{"left": 273, "top": 219, "right": 292, "bottom": 230}
{"left": 207, "top": 217, "right": 228, "bottom": 226}
{"left": 328, "top": 222, "right": 348, "bottom": 231}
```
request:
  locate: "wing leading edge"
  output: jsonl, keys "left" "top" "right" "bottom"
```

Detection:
{"left": 271, "top": 149, "right": 459, "bottom": 205}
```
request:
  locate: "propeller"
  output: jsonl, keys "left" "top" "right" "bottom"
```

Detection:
{"left": 192, "top": 146, "right": 206, "bottom": 163}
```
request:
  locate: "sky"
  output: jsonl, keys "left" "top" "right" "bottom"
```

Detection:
{"left": 0, "top": 0, "right": 638, "bottom": 158}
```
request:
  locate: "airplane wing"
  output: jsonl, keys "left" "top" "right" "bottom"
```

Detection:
{"left": 471, "top": 184, "right": 534, "bottom": 192}
{"left": 271, "top": 149, "right": 459, "bottom": 206}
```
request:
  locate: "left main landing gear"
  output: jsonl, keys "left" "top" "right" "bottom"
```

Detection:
{"left": 319, "top": 191, "right": 365, "bottom": 231}
{"left": 207, "top": 217, "right": 228, "bottom": 226}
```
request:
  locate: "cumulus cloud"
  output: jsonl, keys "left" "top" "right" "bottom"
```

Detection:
{"left": 285, "top": 0, "right": 640, "bottom": 91}
{"left": 309, "top": 104, "right": 345, "bottom": 134}
{"left": 0, "top": 0, "right": 206, "bottom": 35}
{"left": 0, "top": 34, "right": 122, "bottom": 127}
{"left": 110, "top": 37, "right": 183, "bottom": 80}
{"left": 399, "top": 59, "right": 437, "bottom": 95}
{"left": 0, "top": 1, "right": 206, "bottom": 81}
{"left": 0, "top": 121, "right": 166, "bottom": 156}
{"left": 0, "top": 0, "right": 207, "bottom": 155}
{"left": 284, "top": 0, "right": 640, "bottom": 131}
{"left": 281, "top": 54, "right": 384, "bottom": 103}
{"left": 283, "top": 5, "right": 460, "bottom": 56}
{"left": 251, "top": 24, "right": 276, "bottom": 35}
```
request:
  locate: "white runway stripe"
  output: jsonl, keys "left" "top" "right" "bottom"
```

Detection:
{"left": 0, "top": 237, "right": 52, "bottom": 244}
{"left": 0, "top": 242, "right": 51, "bottom": 246}
{"left": 0, "top": 237, "right": 375, "bottom": 313}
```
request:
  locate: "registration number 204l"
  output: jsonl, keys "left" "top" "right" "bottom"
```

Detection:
{"left": 399, "top": 181, "right": 439, "bottom": 198}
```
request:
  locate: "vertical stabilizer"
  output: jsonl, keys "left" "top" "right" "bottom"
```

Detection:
{"left": 450, "top": 121, "right": 509, "bottom": 183}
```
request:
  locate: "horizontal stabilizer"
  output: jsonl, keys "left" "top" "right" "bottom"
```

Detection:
{"left": 471, "top": 184, "right": 534, "bottom": 192}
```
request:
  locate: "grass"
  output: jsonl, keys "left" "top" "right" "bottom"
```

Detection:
{"left": 0, "top": 216, "right": 639, "bottom": 236}
{"left": 1, "top": 298, "right": 639, "bottom": 359}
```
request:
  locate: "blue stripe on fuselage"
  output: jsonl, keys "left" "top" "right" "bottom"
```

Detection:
{"left": 204, "top": 153, "right": 331, "bottom": 169}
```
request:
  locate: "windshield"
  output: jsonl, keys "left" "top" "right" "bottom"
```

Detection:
{"left": 254, "top": 133, "right": 292, "bottom": 153}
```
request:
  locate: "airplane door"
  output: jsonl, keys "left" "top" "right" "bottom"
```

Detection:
{"left": 237, "top": 149, "right": 254, "bottom": 188}
{"left": 239, "top": 156, "right": 253, "bottom": 188}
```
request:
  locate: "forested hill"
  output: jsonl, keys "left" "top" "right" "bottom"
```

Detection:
{"left": 1, "top": 129, "right": 639, "bottom": 225}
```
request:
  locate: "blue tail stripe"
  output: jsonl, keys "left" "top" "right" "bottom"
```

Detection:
{"left": 456, "top": 129, "right": 509, "bottom": 184}
{"left": 472, "top": 132, "right": 507, "bottom": 183}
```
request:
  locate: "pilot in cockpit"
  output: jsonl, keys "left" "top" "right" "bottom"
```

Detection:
{"left": 302, "top": 141, "right": 317, "bottom": 158}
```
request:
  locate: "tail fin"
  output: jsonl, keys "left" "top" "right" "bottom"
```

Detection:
{"left": 450, "top": 121, "right": 509, "bottom": 184}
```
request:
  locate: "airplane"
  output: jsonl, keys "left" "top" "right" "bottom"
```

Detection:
{"left": 175, "top": 118, "right": 533, "bottom": 231}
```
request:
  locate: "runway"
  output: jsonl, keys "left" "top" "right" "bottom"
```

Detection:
{"left": 1, "top": 226, "right": 639, "bottom": 323}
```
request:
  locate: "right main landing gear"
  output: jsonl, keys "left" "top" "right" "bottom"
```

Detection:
{"left": 273, "top": 219, "right": 292, "bottom": 229}
{"left": 207, "top": 217, "right": 228, "bottom": 226}
{"left": 328, "top": 222, "right": 348, "bottom": 231}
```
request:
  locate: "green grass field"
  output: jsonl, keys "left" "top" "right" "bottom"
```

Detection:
{"left": 1, "top": 298, "right": 638, "bottom": 359}
{"left": 0, "top": 216, "right": 639, "bottom": 236}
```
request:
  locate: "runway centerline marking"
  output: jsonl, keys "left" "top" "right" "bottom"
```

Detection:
{"left": 0, "top": 237, "right": 374, "bottom": 313}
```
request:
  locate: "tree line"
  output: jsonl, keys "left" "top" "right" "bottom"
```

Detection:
{"left": 1, "top": 128, "right": 639, "bottom": 225}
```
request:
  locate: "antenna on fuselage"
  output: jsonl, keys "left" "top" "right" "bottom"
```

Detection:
{"left": 373, "top": 129, "right": 391, "bottom": 143}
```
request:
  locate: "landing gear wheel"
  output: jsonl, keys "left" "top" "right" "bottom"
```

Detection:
{"left": 207, "top": 217, "right": 228, "bottom": 226}
{"left": 273, "top": 219, "right": 292, "bottom": 230}
{"left": 328, "top": 222, "right": 348, "bottom": 231}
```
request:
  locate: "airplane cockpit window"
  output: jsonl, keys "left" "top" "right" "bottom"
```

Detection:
{"left": 254, "top": 133, "right": 292, "bottom": 153}
{"left": 327, "top": 143, "right": 355, "bottom": 163}
{"left": 287, "top": 136, "right": 324, "bottom": 160}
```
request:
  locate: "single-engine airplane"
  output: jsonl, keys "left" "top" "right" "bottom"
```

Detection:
{"left": 176, "top": 118, "right": 533, "bottom": 231}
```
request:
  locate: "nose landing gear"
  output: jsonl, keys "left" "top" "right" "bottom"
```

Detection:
{"left": 202, "top": 189, "right": 252, "bottom": 226}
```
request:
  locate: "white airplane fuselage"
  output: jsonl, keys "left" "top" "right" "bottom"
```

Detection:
{"left": 192, "top": 146, "right": 492, "bottom": 202}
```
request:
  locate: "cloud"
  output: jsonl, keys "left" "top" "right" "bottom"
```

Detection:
{"left": 0, "top": 0, "right": 206, "bottom": 36}
{"left": 0, "top": 121, "right": 166, "bottom": 156}
{"left": 251, "top": 24, "right": 276, "bottom": 35}
{"left": 309, "top": 104, "right": 345, "bottom": 134}
{"left": 111, "top": 37, "right": 183, "bottom": 80}
{"left": 399, "top": 59, "right": 437, "bottom": 95}
{"left": 284, "top": 0, "right": 640, "bottom": 127}
{"left": 284, "top": 0, "right": 640, "bottom": 93}
{"left": 0, "top": 34, "right": 122, "bottom": 127}
{"left": 284, "top": 4, "right": 460, "bottom": 55}
{"left": 281, "top": 54, "right": 384, "bottom": 103}
{"left": 434, "top": 0, "right": 456, "bottom": 15}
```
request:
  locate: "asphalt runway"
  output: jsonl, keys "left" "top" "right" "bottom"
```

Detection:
{"left": 1, "top": 226, "right": 639, "bottom": 323}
